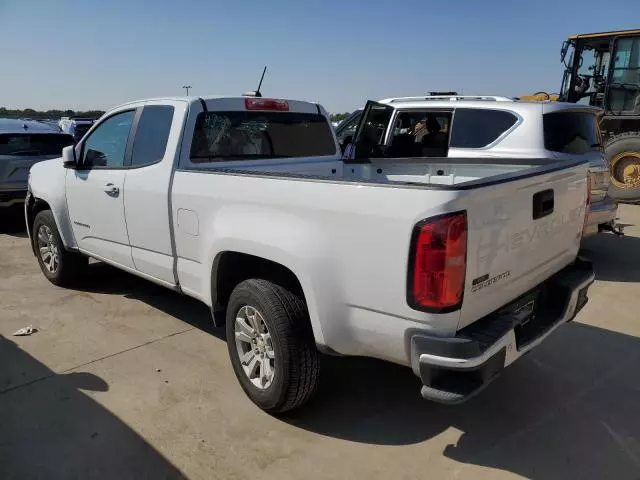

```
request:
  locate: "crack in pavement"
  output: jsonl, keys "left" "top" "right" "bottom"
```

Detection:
{"left": 0, "top": 326, "right": 196, "bottom": 396}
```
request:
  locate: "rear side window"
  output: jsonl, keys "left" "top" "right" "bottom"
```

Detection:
{"left": 0, "top": 134, "right": 74, "bottom": 156}
{"left": 543, "top": 112, "right": 600, "bottom": 154}
{"left": 450, "top": 108, "right": 518, "bottom": 148}
{"left": 131, "top": 105, "right": 175, "bottom": 166}
{"left": 190, "top": 111, "right": 336, "bottom": 162}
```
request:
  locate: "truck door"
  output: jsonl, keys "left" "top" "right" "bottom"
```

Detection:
{"left": 65, "top": 109, "right": 135, "bottom": 269}
{"left": 351, "top": 101, "right": 394, "bottom": 159}
{"left": 123, "top": 103, "right": 179, "bottom": 285}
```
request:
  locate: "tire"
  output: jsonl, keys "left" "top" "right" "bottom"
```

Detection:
{"left": 32, "top": 210, "right": 87, "bottom": 286}
{"left": 605, "top": 132, "right": 640, "bottom": 202}
{"left": 226, "top": 279, "right": 320, "bottom": 414}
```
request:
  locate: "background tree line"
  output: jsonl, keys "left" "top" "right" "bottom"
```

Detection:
{"left": 0, "top": 107, "right": 105, "bottom": 120}
{"left": 330, "top": 112, "right": 351, "bottom": 123}
{"left": 3, "top": 106, "right": 350, "bottom": 124}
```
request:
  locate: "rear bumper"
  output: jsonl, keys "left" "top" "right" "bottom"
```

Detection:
{"left": 584, "top": 196, "right": 618, "bottom": 237}
{"left": 0, "top": 190, "right": 27, "bottom": 208}
{"left": 410, "top": 258, "right": 595, "bottom": 404}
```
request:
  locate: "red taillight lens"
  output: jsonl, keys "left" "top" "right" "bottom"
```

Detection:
{"left": 582, "top": 176, "right": 592, "bottom": 236}
{"left": 410, "top": 212, "right": 467, "bottom": 311}
{"left": 244, "top": 98, "right": 289, "bottom": 111}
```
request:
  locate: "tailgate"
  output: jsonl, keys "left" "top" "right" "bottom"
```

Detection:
{"left": 458, "top": 161, "right": 589, "bottom": 329}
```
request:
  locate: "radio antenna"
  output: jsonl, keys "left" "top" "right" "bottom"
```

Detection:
{"left": 255, "top": 66, "right": 267, "bottom": 98}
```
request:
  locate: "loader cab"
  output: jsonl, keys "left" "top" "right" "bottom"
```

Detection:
{"left": 560, "top": 29, "right": 640, "bottom": 202}
{"left": 560, "top": 30, "right": 640, "bottom": 115}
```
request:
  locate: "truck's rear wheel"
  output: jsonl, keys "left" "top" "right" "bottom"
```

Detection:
{"left": 226, "top": 279, "right": 319, "bottom": 414}
{"left": 606, "top": 132, "right": 640, "bottom": 202}
{"left": 32, "top": 210, "right": 87, "bottom": 287}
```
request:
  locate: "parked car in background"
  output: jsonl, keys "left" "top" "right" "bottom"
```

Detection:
{"left": 340, "top": 95, "right": 619, "bottom": 237}
{"left": 334, "top": 109, "right": 362, "bottom": 147}
{"left": 26, "top": 94, "right": 593, "bottom": 412}
{"left": 0, "top": 118, "right": 73, "bottom": 211}
{"left": 59, "top": 117, "right": 96, "bottom": 143}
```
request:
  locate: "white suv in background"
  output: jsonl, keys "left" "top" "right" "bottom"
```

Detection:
{"left": 58, "top": 117, "right": 96, "bottom": 143}
{"left": 336, "top": 95, "right": 619, "bottom": 237}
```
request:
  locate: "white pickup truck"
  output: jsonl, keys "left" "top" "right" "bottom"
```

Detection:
{"left": 26, "top": 95, "right": 595, "bottom": 412}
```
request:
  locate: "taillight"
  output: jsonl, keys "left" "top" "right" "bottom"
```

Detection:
{"left": 408, "top": 212, "right": 467, "bottom": 312}
{"left": 582, "top": 176, "right": 592, "bottom": 236}
{"left": 244, "top": 98, "right": 289, "bottom": 111}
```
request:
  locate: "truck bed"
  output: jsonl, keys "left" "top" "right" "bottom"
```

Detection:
{"left": 182, "top": 156, "right": 582, "bottom": 190}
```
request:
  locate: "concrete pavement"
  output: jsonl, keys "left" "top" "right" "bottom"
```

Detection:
{"left": 1, "top": 205, "right": 640, "bottom": 479}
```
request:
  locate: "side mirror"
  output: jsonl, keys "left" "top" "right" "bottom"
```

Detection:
{"left": 560, "top": 40, "right": 569, "bottom": 63}
{"left": 62, "top": 145, "right": 77, "bottom": 169}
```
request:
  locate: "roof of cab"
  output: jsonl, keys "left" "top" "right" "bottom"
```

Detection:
{"left": 568, "top": 29, "right": 640, "bottom": 40}
{"left": 0, "top": 118, "right": 64, "bottom": 135}
{"left": 110, "top": 96, "right": 324, "bottom": 114}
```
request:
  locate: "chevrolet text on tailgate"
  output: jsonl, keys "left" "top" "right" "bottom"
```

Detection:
{"left": 26, "top": 95, "right": 595, "bottom": 412}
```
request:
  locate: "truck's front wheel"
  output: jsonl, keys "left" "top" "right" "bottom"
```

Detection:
{"left": 32, "top": 210, "right": 87, "bottom": 287}
{"left": 226, "top": 279, "right": 320, "bottom": 414}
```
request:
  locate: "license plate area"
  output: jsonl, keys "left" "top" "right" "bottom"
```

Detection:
{"left": 458, "top": 260, "right": 593, "bottom": 355}
{"left": 512, "top": 285, "right": 562, "bottom": 350}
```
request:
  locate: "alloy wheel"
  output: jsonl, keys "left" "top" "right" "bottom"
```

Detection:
{"left": 234, "top": 305, "right": 276, "bottom": 389}
{"left": 37, "top": 225, "right": 59, "bottom": 274}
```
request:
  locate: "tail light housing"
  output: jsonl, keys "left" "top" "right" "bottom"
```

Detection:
{"left": 408, "top": 212, "right": 467, "bottom": 312}
{"left": 582, "top": 176, "right": 592, "bottom": 236}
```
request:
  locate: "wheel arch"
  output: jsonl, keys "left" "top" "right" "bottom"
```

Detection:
{"left": 26, "top": 196, "right": 52, "bottom": 255}
{"left": 28, "top": 159, "right": 77, "bottom": 250}
{"left": 26, "top": 195, "right": 76, "bottom": 254}
{"left": 210, "top": 250, "right": 325, "bottom": 345}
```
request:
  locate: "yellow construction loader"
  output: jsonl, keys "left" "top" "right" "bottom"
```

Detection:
{"left": 522, "top": 29, "right": 640, "bottom": 202}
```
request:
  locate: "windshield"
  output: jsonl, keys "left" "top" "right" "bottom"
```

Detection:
{"left": 190, "top": 111, "right": 336, "bottom": 162}
{"left": 577, "top": 48, "right": 610, "bottom": 105}
{"left": 561, "top": 40, "right": 611, "bottom": 105}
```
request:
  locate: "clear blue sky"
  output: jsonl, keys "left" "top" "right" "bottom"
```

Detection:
{"left": 1, "top": 0, "right": 639, "bottom": 113}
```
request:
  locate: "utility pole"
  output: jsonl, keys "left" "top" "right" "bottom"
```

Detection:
{"left": 182, "top": 85, "right": 192, "bottom": 96}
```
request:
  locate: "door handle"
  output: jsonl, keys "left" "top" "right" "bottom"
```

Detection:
{"left": 532, "top": 189, "right": 554, "bottom": 220}
{"left": 104, "top": 183, "right": 119, "bottom": 195}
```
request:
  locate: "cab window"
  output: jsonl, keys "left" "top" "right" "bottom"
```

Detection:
{"left": 387, "top": 111, "right": 452, "bottom": 158}
{"left": 81, "top": 110, "right": 135, "bottom": 168}
{"left": 190, "top": 111, "right": 336, "bottom": 162}
{"left": 543, "top": 111, "right": 601, "bottom": 154}
{"left": 608, "top": 37, "right": 640, "bottom": 113}
{"left": 130, "top": 106, "right": 174, "bottom": 166}
{"left": 450, "top": 109, "right": 518, "bottom": 149}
